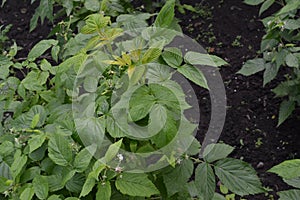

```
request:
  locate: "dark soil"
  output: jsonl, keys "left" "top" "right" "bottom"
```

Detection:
{"left": 1, "top": 0, "right": 300, "bottom": 199}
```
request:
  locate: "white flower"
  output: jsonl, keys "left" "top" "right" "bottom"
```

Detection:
{"left": 115, "top": 166, "right": 123, "bottom": 173}
{"left": 117, "top": 154, "right": 124, "bottom": 161}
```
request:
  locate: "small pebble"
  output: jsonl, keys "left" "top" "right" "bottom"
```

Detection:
{"left": 20, "top": 8, "right": 27, "bottom": 14}
{"left": 256, "top": 162, "right": 264, "bottom": 169}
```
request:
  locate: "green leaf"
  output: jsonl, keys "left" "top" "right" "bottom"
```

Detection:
{"left": 154, "top": 0, "right": 175, "bottom": 28}
{"left": 28, "top": 39, "right": 58, "bottom": 60}
{"left": 48, "top": 133, "right": 73, "bottom": 166}
{"left": 0, "top": 141, "right": 14, "bottom": 157}
{"left": 73, "top": 145, "right": 96, "bottom": 173}
{"left": 21, "top": 71, "right": 49, "bottom": 91}
{"left": 142, "top": 42, "right": 163, "bottom": 64}
{"left": 203, "top": 143, "right": 234, "bottom": 163}
{"left": 20, "top": 187, "right": 35, "bottom": 200}
{"left": 259, "top": 0, "right": 275, "bottom": 15}
{"left": 51, "top": 45, "right": 60, "bottom": 62}
{"left": 47, "top": 195, "right": 62, "bottom": 200}
{"left": 263, "top": 63, "right": 279, "bottom": 86}
{"left": 0, "top": 161, "right": 12, "bottom": 179}
{"left": 105, "top": 139, "right": 123, "bottom": 163}
{"left": 84, "top": 0, "right": 100, "bottom": 11}
{"left": 83, "top": 76, "right": 98, "bottom": 93}
{"left": 195, "top": 162, "right": 215, "bottom": 200}
{"left": 28, "top": 134, "right": 47, "bottom": 153}
{"left": 278, "top": 100, "right": 295, "bottom": 126}
{"left": 20, "top": 167, "right": 41, "bottom": 183}
{"left": 184, "top": 52, "right": 228, "bottom": 67}
{"left": 214, "top": 158, "right": 264, "bottom": 196}
{"left": 284, "top": 19, "right": 300, "bottom": 30}
{"left": 244, "top": 0, "right": 264, "bottom": 5}
{"left": 115, "top": 173, "right": 159, "bottom": 197}
{"left": 278, "top": 1, "right": 300, "bottom": 15}
{"left": 30, "top": 0, "right": 54, "bottom": 31}
{"left": 96, "top": 181, "right": 111, "bottom": 200}
{"left": 237, "top": 58, "right": 265, "bottom": 76}
{"left": 129, "top": 85, "right": 155, "bottom": 121}
{"left": 80, "top": 174, "right": 96, "bottom": 197}
{"left": 177, "top": 64, "right": 208, "bottom": 89}
{"left": 31, "top": 114, "right": 40, "bottom": 129}
{"left": 162, "top": 47, "right": 183, "bottom": 68}
{"left": 284, "top": 177, "right": 300, "bottom": 188}
{"left": 163, "top": 159, "right": 194, "bottom": 197}
{"left": 268, "top": 159, "right": 300, "bottom": 179}
{"left": 278, "top": 189, "right": 300, "bottom": 200}
{"left": 11, "top": 151, "right": 27, "bottom": 180}
{"left": 0, "top": 177, "right": 10, "bottom": 193}
{"left": 286, "top": 53, "right": 299, "bottom": 68}
{"left": 33, "top": 175, "right": 49, "bottom": 199}
{"left": 66, "top": 173, "right": 85, "bottom": 193}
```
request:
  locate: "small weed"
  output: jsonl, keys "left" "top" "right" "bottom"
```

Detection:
{"left": 232, "top": 35, "right": 243, "bottom": 47}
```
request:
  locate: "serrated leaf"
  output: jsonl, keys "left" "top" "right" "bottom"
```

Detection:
{"left": 278, "top": 189, "right": 300, "bottom": 200}
{"left": 28, "top": 134, "right": 46, "bottom": 153}
{"left": 214, "top": 158, "right": 264, "bottom": 196}
{"left": 28, "top": 39, "right": 58, "bottom": 60}
{"left": 154, "top": 0, "right": 175, "bottom": 28}
{"left": 259, "top": 0, "right": 275, "bottom": 15}
{"left": 33, "top": 175, "right": 49, "bottom": 199}
{"left": 115, "top": 173, "right": 159, "bottom": 197}
{"left": 203, "top": 143, "right": 234, "bottom": 163}
{"left": 237, "top": 58, "right": 265, "bottom": 76}
{"left": 278, "top": 100, "right": 295, "bottom": 126}
{"left": 268, "top": 159, "right": 300, "bottom": 179}
{"left": 20, "top": 187, "right": 35, "bottom": 200}
{"left": 162, "top": 47, "right": 183, "bottom": 68}
{"left": 195, "top": 162, "right": 215, "bottom": 200}
{"left": 184, "top": 52, "right": 228, "bottom": 67}
{"left": 73, "top": 145, "right": 96, "bottom": 173}
{"left": 163, "top": 159, "right": 194, "bottom": 196}
{"left": 177, "top": 64, "right": 208, "bottom": 89}
{"left": 96, "top": 181, "right": 111, "bottom": 200}
{"left": 48, "top": 133, "right": 73, "bottom": 166}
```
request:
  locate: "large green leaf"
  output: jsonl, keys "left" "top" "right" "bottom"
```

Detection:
{"left": 278, "top": 100, "right": 295, "bottom": 126}
{"left": 20, "top": 187, "right": 35, "bottom": 200}
{"left": 195, "top": 162, "right": 215, "bottom": 200}
{"left": 263, "top": 63, "right": 279, "bottom": 86}
{"left": 80, "top": 173, "right": 96, "bottom": 197}
{"left": 278, "top": 189, "right": 300, "bottom": 200}
{"left": 162, "top": 47, "right": 183, "bottom": 68}
{"left": 259, "top": 0, "right": 275, "bottom": 15}
{"left": 48, "top": 133, "right": 73, "bottom": 166}
{"left": 33, "top": 175, "right": 49, "bottom": 199}
{"left": 28, "top": 39, "right": 58, "bottom": 60}
{"left": 0, "top": 161, "right": 12, "bottom": 180}
{"left": 115, "top": 173, "right": 159, "bottom": 197}
{"left": 66, "top": 173, "right": 86, "bottom": 193}
{"left": 129, "top": 85, "right": 155, "bottom": 122}
{"left": 177, "top": 64, "right": 208, "bottom": 89}
{"left": 96, "top": 181, "right": 111, "bottom": 200}
{"left": 237, "top": 58, "right": 265, "bottom": 76}
{"left": 73, "top": 145, "right": 96, "bottom": 173}
{"left": 268, "top": 159, "right": 300, "bottom": 179}
{"left": 84, "top": 0, "right": 100, "bottom": 11}
{"left": 0, "top": 141, "right": 14, "bottom": 157}
{"left": 104, "top": 139, "right": 123, "bottom": 163}
{"left": 203, "top": 143, "right": 234, "bottom": 163}
{"left": 286, "top": 53, "right": 299, "bottom": 68}
{"left": 163, "top": 159, "right": 194, "bottom": 197}
{"left": 11, "top": 151, "right": 27, "bottom": 180}
{"left": 214, "top": 158, "right": 264, "bottom": 196}
{"left": 154, "top": 0, "right": 175, "bottom": 28}
{"left": 184, "top": 52, "right": 228, "bottom": 67}
{"left": 284, "top": 177, "right": 300, "bottom": 189}
{"left": 28, "top": 134, "right": 47, "bottom": 153}
{"left": 21, "top": 71, "right": 49, "bottom": 91}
